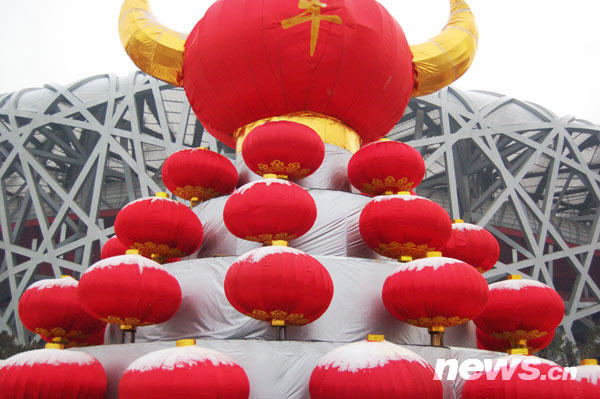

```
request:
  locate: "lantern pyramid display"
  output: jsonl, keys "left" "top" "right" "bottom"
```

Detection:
{"left": 4, "top": 0, "right": 579, "bottom": 398}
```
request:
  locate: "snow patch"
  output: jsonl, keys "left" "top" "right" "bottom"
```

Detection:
{"left": 85, "top": 254, "right": 164, "bottom": 275}
{"left": 236, "top": 246, "right": 305, "bottom": 264}
{"left": 235, "top": 179, "right": 292, "bottom": 196}
{"left": 452, "top": 222, "right": 483, "bottom": 232}
{"left": 372, "top": 194, "right": 421, "bottom": 203}
{"left": 28, "top": 277, "right": 77, "bottom": 291}
{"left": 392, "top": 257, "right": 462, "bottom": 273}
{"left": 316, "top": 341, "right": 427, "bottom": 372}
{"left": 574, "top": 365, "right": 600, "bottom": 385}
{"left": 2, "top": 349, "right": 97, "bottom": 367}
{"left": 126, "top": 346, "right": 235, "bottom": 372}
{"left": 490, "top": 279, "right": 550, "bottom": 292}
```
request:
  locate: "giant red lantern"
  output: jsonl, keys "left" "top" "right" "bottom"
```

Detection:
{"left": 0, "top": 348, "right": 107, "bottom": 399}
{"left": 100, "top": 236, "right": 128, "bottom": 259}
{"left": 225, "top": 246, "right": 333, "bottom": 327}
{"left": 162, "top": 147, "right": 238, "bottom": 204}
{"left": 348, "top": 140, "right": 425, "bottom": 195}
{"left": 119, "top": 0, "right": 478, "bottom": 151}
{"left": 382, "top": 255, "right": 489, "bottom": 346}
{"left": 78, "top": 253, "right": 182, "bottom": 335}
{"left": 241, "top": 121, "right": 325, "bottom": 180}
{"left": 359, "top": 194, "right": 452, "bottom": 259}
{"left": 223, "top": 179, "right": 317, "bottom": 245}
{"left": 18, "top": 277, "right": 106, "bottom": 345}
{"left": 572, "top": 359, "right": 600, "bottom": 399}
{"left": 114, "top": 193, "right": 204, "bottom": 262}
{"left": 441, "top": 220, "right": 500, "bottom": 273}
{"left": 309, "top": 337, "right": 442, "bottom": 399}
{"left": 473, "top": 277, "right": 564, "bottom": 351}
{"left": 476, "top": 328, "right": 554, "bottom": 355}
{"left": 119, "top": 339, "right": 249, "bottom": 399}
{"left": 462, "top": 356, "right": 575, "bottom": 399}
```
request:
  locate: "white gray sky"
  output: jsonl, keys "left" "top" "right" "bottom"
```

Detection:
{"left": 1, "top": 0, "right": 599, "bottom": 124}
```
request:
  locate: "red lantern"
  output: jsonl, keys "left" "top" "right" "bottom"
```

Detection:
{"left": 0, "top": 348, "right": 107, "bottom": 399}
{"left": 100, "top": 236, "right": 128, "bottom": 259}
{"left": 78, "top": 254, "right": 182, "bottom": 329}
{"left": 473, "top": 277, "right": 564, "bottom": 349}
{"left": 114, "top": 193, "right": 204, "bottom": 261}
{"left": 441, "top": 220, "right": 500, "bottom": 273}
{"left": 225, "top": 246, "right": 333, "bottom": 326}
{"left": 463, "top": 356, "right": 575, "bottom": 399}
{"left": 162, "top": 147, "right": 238, "bottom": 203}
{"left": 382, "top": 256, "right": 489, "bottom": 345}
{"left": 223, "top": 179, "right": 317, "bottom": 245}
{"left": 309, "top": 338, "right": 442, "bottom": 399}
{"left": 348, "top": 140, "right": 425, "bottom": 195}
{"left": 65, "top": 326, "right": 106, "bottom": 348}
{"left": 119, "top": 340, "right": 250, "bottom": 399}
{"left": 476, "top": 328, "right": 554, "bottom": 354}
{"left": 18, "top": 277, "right": 106, "bottom": 344}
{"left": 359, "top": 194, "right": 452, "bottom": 259}
{"left": 241, "top": 121, "right": 325, "bottom": 180}
{"left": 572, "top": 360, "right": 600, "bottom": 399}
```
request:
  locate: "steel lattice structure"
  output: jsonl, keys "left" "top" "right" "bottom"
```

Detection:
{"left": 1, "top": 72, "right": 598, "bottom": 343}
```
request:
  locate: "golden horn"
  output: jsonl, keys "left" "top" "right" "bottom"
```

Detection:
{"left": 410, "top": 0, "right": 478, "bottom": 97}
{"left": 119, "top": 0, "right": 187, "bottom": 86}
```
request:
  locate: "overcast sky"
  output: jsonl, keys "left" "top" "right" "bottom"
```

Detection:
{"left": 1, "top": 0, "right": 599, "bottom": 124}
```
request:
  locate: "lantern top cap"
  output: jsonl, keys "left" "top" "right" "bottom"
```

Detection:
{"left": 196, "top": 146, "right": 207, "bottom": 150}
{"left": 453, "top": 219, "right": 464, "bottom": 223}
{"left": 61, "top": 275, "right": 75, "bottom": 279}
{"left": 400, "top": 256, "right": 413, "bottom": 262}
{"left": 176, "top": 339, "right": 196, "bottom": 347}
{"left": 508, "top": 347, "right": 529, "bottom": 356}
{"left": 126, "top": 249, "right": 140, "bottom": 255}
{"left": 398, "top": 191, "right": 411, "bottom": 195}
{"left": 367, "top": 334, "right": 385, "bottom": 342}
{"left": 155, "top": 192, "right": 169, "bottom": 198}
{"left": 377, "top": 138, "right": 391, "bottom": 142}
{"left": 508, "top": 274, "right": 522, "bottom": 280}
{"left": 582, "top": 359, "right": 598, "bottom": 366}
{"left": 45, "top": 343, "right": 64, "bottom": 350}
{"left": 426, "top": 251, "right": 442, "bottom": 258}
{"left": 263, "top": 173, "right": 278, "bottom": 179}
{"left": 271, "top": 240, "right": 288, "bottom": 247}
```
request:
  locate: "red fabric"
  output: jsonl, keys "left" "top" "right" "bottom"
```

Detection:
{"left": 65, "top": 326, "right": 106, "bottom": 348}
{"left": 242, "top": 121, "right": 324, "bottom": 180}
{"left": 473, "top": 282, "right": 565, "bottom": 341}
{"left": 441, "top": 223, "right": 500, "bottom": 273}
{"left": 310, "top": 358, "right": 442, "bottom": 399}
{"left": 359, "top": 195, "right": 452, "bottom": 259}
{"left": 348, "top": 141, "right": 425, "bottom": 195}
{"left": 382, "top": 258, "right": 489, "bottom": 327}
{"left": 100, "top": 236, "right": 128, "bottom": 259}
{"left": 224, "top": 248, "right": 333, "bottom": 325}
{"left": 0, "top": 350, "right": 107, "bottom": 399}
{"left": 223, "top": 180, "right": 317, "bottom": 243}
{"left": 78, "top": 257, "right": 182, "bottom": 327}
{"left": 476, "top": 328, "right": 554, "bottom": 354}
{"left": 114, "top": 197, "right": 204, "bottom": 258}
{"left": 162, "top": 148, "right": 238, "bottom": 201}
{"left": 574, "top": 375, "right": 600, "bottom": 399}
{"left": 18, "top": 279, "right": 106, "bottom": 342}
{"left": 183, "top": 0, "right": 414, "bottom": 148}
{"left": 119, "top": 358, "right": 249, "bottom": 399}
{"left": 463, "top": 361, "right": 577, "bottom": 399}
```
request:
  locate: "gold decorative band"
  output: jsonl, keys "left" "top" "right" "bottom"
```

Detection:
{"left": 233, "top": 111, "right": 362, "bottom": 153}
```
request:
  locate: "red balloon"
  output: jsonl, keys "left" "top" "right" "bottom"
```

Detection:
{"left": 18, "top": 277, "right": 106, "bottom": 343}
{"left": 463, "top": 356, "right": 576, "bottom": 399}
{"left": 0, "top": 348, "right": 107, "bottom": 399}
{"left": 225, "top": 246, "right": 333, "bottom": 325}
{"left": 242, "top": 121, "right": 325, "bottom": 180}
{"left": 441, "top": 222, "right": 500, "bottom": 273}
{"left": 100, "top": 236, "right": 128, "bottom": 259}
{"left": 348, "top": 140, "right": 425, "bottom": 195}
{"left": 119, "top": 345, "right": 249, "bottom": 399}
{"left": 359, "top": 194, "right": 452, "bottom": 259}
{"left": 309, "top": 340, "right": 442, "bottom": 399}
{"left": 476, "top": 328, "right": 554, "bottom": 354}
{"left": 162, "top": 148, "right": 238, "bottom": 202}
{"left": 382, "top": 257, "right": 489, "bottom": 329}
{"left": 184, "top": 0, "right": 413, "bottom": 148}
{"left": 572, "top": 363, "right": 600, "bottom": 399}
{"left": 78, "top": 254, "right": 182, "bottom": 327}
{"left": 223, "top": 179, "right": 317, "bottom": 244}
{"left": 114, "top": 195, "right": 204, "bottom": 259}
{"left": 473, "top": 279, "right": 564, "bottom": 346}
